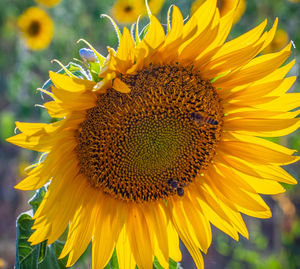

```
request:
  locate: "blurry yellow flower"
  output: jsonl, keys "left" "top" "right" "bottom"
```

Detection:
{"left": 8, "top": 1, "right": 299, "bottom": 268}
{"left": 35, "top": 0, "right": 61, "bottom": 8}
{"left": 191, "top": 0, "right": 246, "bottom": 24}
{"left": 18, "top": 7, "right": 53, "bottom": 51}
{"left": 287, "top": 0, "right": 300, "bottom": 2}
{"left": 262, "top": 29, "right": 289, "bottom": 54}
{"left": 112, "top": 0, "right": 165, "bottom": 24}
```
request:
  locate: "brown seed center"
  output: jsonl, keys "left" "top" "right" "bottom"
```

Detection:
{"left": 76, "top": 64, "right": 223, "bottom": 202}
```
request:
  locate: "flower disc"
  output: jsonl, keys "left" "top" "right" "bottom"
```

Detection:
{"left": 76, "top": 65, "right": 223, "bottom": 202}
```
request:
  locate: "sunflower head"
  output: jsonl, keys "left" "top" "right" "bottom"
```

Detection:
{"left": 8, "top": 1, "right": 299, "bottom": 269}
{"left": 17, "top": 7, "right": 53, "bottom": 50}
{"left": 76, "top": 63, "right": 224, "bottom": 202}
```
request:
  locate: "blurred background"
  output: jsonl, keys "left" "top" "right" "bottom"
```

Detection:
{"left": 0, "top": 0, "right": 300, "bottom": 268}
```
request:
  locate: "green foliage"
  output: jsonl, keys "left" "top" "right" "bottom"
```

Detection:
{"left": 15, "top": 213, "right": 40, "bottom": 269}
{"left": 0, "top": 111, "right": 15, "bottom": 139}
{"left": 15, "top": 186, "right": 68, "bottom": 269}
{"left": 153, "top": 257, "right": 182, "bottom": 269}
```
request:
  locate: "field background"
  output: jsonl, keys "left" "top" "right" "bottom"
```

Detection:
{"left": 0, "top": 0, "right": 300, "bottom": 268}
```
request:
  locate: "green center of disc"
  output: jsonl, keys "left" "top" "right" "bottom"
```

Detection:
{"left": 125, "top": 115, "right": 192, "bottom": 175}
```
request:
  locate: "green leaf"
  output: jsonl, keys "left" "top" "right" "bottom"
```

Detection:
{"left": 15, "top": 186, "right": 68, "bottom": 269}
{"left": 29, "top": 186, "right": 47, "bottom": 213}
{"left": 38, "top": 241, "right": 68, "bottom": 269}
{"left": 15, "top": 212, "right": 40, "bottom": 269}
{"left": 89, "top": 62, "right": 101, "bottom": 82}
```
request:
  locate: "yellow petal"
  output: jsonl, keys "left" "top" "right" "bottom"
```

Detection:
{"left": 224, "top": 117, "right": 300, "bottom": 137}
{"left": 230, "top": 168, "right": 285, "bottom": 195}
{"left": 260, "top": 18, "right": 278, "bottom": 51}
{"left": 115, "top": 27, "right": 135, "bottom": 72}
{"left": 92, "top": 198, "right": 123, "bottom": 269}
{"left": 221, "top": 132, "right": 298, "bottom": 163}
{"left": 190, "top": 0, "right": 217, "bottom": 36}
{"left": 143, "top": 203, "right": 169, "bottom": 265}
{"left": 179, "top": 9, "right": 219, "bottom": 62}
{"left": 216, "top": 150, "right": 297, "bottom": 185}
{"left": 52, "top": 87, "right": 97, "bottom": 110}
{"left": 201, "top": 180, "right": 249, "bottom": 238}
{"left": 112, "top": 78, "right": 131, "bottom": 93}
{"left": 170, "top": 199, "right": 205, "bottom": 269}
{"left": 139, "top": 15, "right": 165, "bottom": 54}
{"left": 15, "top": 121, "right": 62, "bottom": 136}
{"left": 116, "top": 227, "right": 136, "bottom": 269}
{"left": 49, "top": 71, "right": 95, "bottom": 92}
{"left": 224, "top": 132, "right": 296, "bottom": 155}
{"left": 214, "top": 43, "right": 292, "bottom": 88}
{"left": 62, "top": 193, "right": 99, "bottom": 266}
{"left": 200, "top": 19, "right": 267, "bottom": 74}
{"left": 182, "top": 195, "right": 212, "bottom": 253}
{"left": 193, "top": 185, "right": 239, "bottom": 240}
{"left": 167, "top": 223, "right": 182, "bottom": 262}
{"left": 44, "top": 101, "right": 67, "bottom": 118}
{"left": 256, "top": 93, "right": 300, "bottom": 111}
{"left": 126, "top": 205, "right": 154, "bottom": 269}
{"left": 207, "top": 165, "right": 269, "bottom": 213}
{"left": 164, "top": 6, "right": 184, "bottom": 46}
{"left": 7, "top": 132, "right": 55, "bottom": 152}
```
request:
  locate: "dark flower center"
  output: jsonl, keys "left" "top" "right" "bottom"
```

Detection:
{"left": 124, "top": 5, "right": 133, "bottom": 13}
{"left": 28, "top": 20, "right": 41, "bottom": 36}
{"left": 76, "top": 64, "right": 223, "bottom": 202}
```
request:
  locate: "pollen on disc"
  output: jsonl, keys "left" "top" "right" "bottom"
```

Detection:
{"left": 76, "top": 64, "right": 224, "bottom": 202}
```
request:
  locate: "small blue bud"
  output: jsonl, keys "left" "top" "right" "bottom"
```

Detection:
{"left": 79, "top": 48, "right": 97, "bottom": 62}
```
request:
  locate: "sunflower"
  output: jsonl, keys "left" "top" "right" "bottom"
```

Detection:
{"left": 17, "top": 7, "right": 53, "bottom": 51}
{"left": 192, "top": 0, "right": 246, "bottom": 24}
{"left": 262, "top": 29, "right": 289, "bottom": 54}
{"left": 8, "top": 0, "right": 299, "bottom": 268}
{"left": 112, "top": 0, "right": 165, "bottom": 24}
{"left": 35, "top": 0, "right": 61, "bottom": 8}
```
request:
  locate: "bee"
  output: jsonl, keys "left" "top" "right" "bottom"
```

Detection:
{"left": 176, "top": 187, "right": 184, "bottom": 197}
{"left": 190, "top": 112, "right": 218, "bottom": 126}
{"left": 168, "top": 178, "right": 178, "bottom": 188}
{"left": 167, "top": 178, "right": 185, "bottom": 197}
